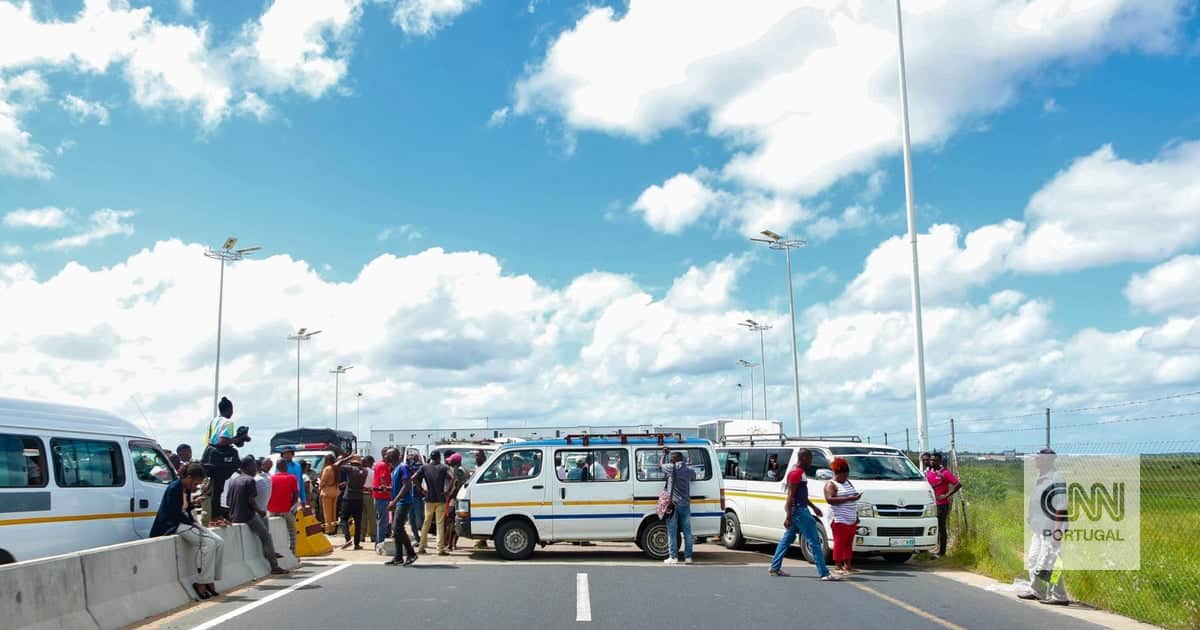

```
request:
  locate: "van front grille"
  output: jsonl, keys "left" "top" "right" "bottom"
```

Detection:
{"left": 876, "top": 527, "right": 925, "bottom": 537}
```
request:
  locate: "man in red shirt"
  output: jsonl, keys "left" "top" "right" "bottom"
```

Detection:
{"left": 267, "top": 459, "right": 300, "bottom": 554}
{"left": 372, "top": 448, "right": 398, "bottom": 550}
{"left": 925, "top": 452, "right": 962, "bottom": 557}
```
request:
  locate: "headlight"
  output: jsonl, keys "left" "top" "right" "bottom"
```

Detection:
{"left": 923, "top": 503, "right": 936, "bottom": 517}
{"left": 458, "top": 500, "right": 470, "bottom": 512}
{"left": 857, "top": 503, "right": 874, "bottom": 518}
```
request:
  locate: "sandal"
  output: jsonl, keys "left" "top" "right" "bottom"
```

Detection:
{"left": 821, "top": 574, "right": 841, "bottom": 581}
{"left": 767, "top": 569, "right": 790, "bottom": 577}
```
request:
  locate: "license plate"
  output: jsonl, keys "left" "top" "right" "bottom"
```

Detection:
{"left": 889, "top": 537, "right": 916, "bottom": 547}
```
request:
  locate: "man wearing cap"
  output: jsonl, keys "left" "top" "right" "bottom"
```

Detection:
{"left": 1020, "top": 448, "right": 1070, "bottom": 605}
{"left": 335, "top": 453, "right": 368, "bottom": 550}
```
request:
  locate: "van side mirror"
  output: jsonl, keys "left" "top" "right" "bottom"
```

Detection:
{"left": 816, "top": 468, "right": 834, "bottom": 481}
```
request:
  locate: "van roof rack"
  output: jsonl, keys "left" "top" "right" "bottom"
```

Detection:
{"left": 719, "top": 433, "right": 862, "bottom": 446}
{"left": 564, "top": 432, "right": 686, "bottom": 446}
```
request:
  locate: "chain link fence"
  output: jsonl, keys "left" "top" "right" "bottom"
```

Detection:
{"left": 940, "top": 439, "right": 1199, "bottom": 629}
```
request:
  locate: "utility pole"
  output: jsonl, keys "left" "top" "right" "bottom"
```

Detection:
{"left": 906, "top": 428, "right": 911, "bottom": 454}
{"left": 1045, "top": 408, "right": 1051, "bottom": 450}
{"left": 949, "top": 418, "right": 956, "bottom": 456}
{"left": 884, "top": 432, "right": 889, "bottom": 446}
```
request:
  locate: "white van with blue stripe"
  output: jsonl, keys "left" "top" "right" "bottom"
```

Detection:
{"left": 454, "top": 434, "right": 723, "bottom": 560}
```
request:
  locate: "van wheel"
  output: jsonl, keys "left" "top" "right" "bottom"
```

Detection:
{"left": 722, "top": 512, "right": 745, "bottom": 550}
{"left": 801, "top": 526, "right": 832, "bottom": 565}
{"left": 640, "top": 521, "right": 670, "bottom": 560}
{"left": 495, "top": 520, "right": 536, "bottom": 561}
{"left": 884, "top": 553, "right": 913, "bottom": 564}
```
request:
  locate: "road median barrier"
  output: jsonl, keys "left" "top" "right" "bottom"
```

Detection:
{"left": 81, "top": 538, "right": 189, "bottom": 630}
{"left": 268, "top": 516, "right": 301, "bottom": 570}
{"left": 0, "top": 552, "right": 98, "bottom": 630}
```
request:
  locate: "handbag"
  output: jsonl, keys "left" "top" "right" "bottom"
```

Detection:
{"left": 656, "top": 465, "right": 676, "bottom": 520}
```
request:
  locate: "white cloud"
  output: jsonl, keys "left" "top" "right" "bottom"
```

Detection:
{"left": 377, "top": 224, "right": 422, "bottom": 242}
{"left": 1125, "top": 255, "right": 1200, "bottom": 315}
{"left": 124, "top": 23, "right": 233, "bottom": 128}
{"left": 514, "top": 0, "right": 1187, "bottom": 220}
{"left": 43, "top": 209, "right": 135, "bottom": 250}
{"left": 238, "top": 0, "right": 362, "bottom": 99}
{"left": 4, "top": 206, "right": 70, "bottom": 229}
{"left": 862, "top": 170, "right": 887, "bottom": 202}
{"left": 1012, "top": 141, "right": 1200, "bottom": 272}
{"left": 487, "top": 106, "right": 509, "bottom": 127}
{"left": 1043, "top": 97, "right": 1064, "bottom": 113}
{"left": 392, "top": 0, "right": 479, "bottom": 36}
{"left": 55, "top": 139, "right": 77, "bottom": 156}
{"left": 179, "top": 0, "right": 195, "bottom": 16}
{"left": 0, "top": 71, "right": 51, "bottom": 178}
{"left": 630, "top": 171, "right": 717, "bottom": 234}
{"left": 235, "top": 91, "right": 272, "bottom": 120}
{"left": 807, "top": 204, "right": 886, "bottom": 241}
{"left": 59, "top": 94, "right": 110, "bottom": 125}
{"left": 1, "top": 243, "right": 22, "bottom": 257}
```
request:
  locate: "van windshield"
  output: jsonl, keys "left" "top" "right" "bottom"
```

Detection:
{"left": 842, "top": 455, "right": 923, "bottom": 481}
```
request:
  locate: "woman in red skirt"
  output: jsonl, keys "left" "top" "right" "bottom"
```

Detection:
{"left": 824, "top": 457, "right": 863, "bottom": 575}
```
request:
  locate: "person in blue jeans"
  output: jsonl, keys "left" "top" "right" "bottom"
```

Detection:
{"left": 769, "top": 449, "right": 838, "bottom": 581}
{"left": 661, "top": 448, "right": 696, "bottom": 565}
{"left": 405, "top": 451, "right": 426, "bottom": 546}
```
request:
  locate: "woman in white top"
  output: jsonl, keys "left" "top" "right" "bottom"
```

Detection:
{"left": 824, "top": 457, "right": 863, "bottom": 575}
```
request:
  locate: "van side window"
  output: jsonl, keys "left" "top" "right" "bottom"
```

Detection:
{"left": 130, "top": 444, "right": 174, "bottom": 485}
{"left": 765, "top": 450, "right": 790, "bottom": 481}
{"left": 719, "top": 450, "right": 743, "bottom": 480}
{"left": 0, "top": 434, "right": 47, "bottom": 488}
{"left": 556, "top": 450, "right": 629, "bottom": 482}
{"left": 806, "top": 450, "right": 830, "bottom": 477}
{"left": 634, "top": 448, "right": 712, "bottom": 482}
{"left": 478, "top": 449, "right": 542, "bottom": 483}
{"left": 51, "top": 438, "right": 125, "bottom": 487}
{"left": 742, "top": 450, "right": 768, "bottom": 481}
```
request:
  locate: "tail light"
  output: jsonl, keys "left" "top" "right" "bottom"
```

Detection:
{"left": 720, "top": 488, "right": 726, "bottom": 512}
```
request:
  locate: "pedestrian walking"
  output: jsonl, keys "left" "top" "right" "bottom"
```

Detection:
{"left": 660, "top": 447, "right": 696, "bottom": 565}
{"left": 319, "top": 454, "right": 340, "bottom": 534}
{"left": 267, "top": 458, "right": 300, "bottom": 554}
{"left": 385, "top": 451, "right": 418, "bottom": 566}
{"left": 472, "top": 450, "right": 489, "bottom": 550}
{"left": 336, "top": 454, "right": 368, "bottom": 550}
{"left": 227, "top": 456, "right": 287, "bottom": 575}
{"left": 1019, "top": 448, "right": 1069, "bottom": 605}
{"left": 768, "top": 449, "right": 837, "bottom": 580}
{"left": 372, "top": 448, "right": 397, "bottom": 551}
{"left": 151, "top": 463, "right": 225, "bottom": 600}
{"left": 406, "top": 451, "right": 426, "bottom": 546}
{"left": 413, "top": 451, "right": 452, "bottom": 556}
{"left": 925, "top": 452, "right": 962, "bottom": 557}
{"left": 824, "top": 457, "right": 863, "bottom": 575}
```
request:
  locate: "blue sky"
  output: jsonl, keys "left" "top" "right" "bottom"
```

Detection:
{"left": 2, "top": 1, "right": 1199, "bottom": 454}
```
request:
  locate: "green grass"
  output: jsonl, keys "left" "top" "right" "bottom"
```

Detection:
{"left": 942, "top": 457, "right": 1200, "bottom": 629}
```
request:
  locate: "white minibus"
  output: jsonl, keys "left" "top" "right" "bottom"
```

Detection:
{"left": 0, "top": 397, "right": 176, "bottom": 564}
{"left": 717, "top": 436, "right": 937, "bottom": 563}
{"left": 454, "top": 434, "right": 724, "bottom": 560}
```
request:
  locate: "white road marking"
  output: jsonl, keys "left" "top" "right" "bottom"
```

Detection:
{"left": 576, "top": 572, "right": 592, "bottom": 623}
{"left": 189, "top": 563, "right": 351, "bottom": 630}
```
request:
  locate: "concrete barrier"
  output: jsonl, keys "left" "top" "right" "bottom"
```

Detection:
{"left": 241, "top": 521, "right": 271, "bottom": 579}
{"left": 81, "top": 538, "right": 189, "bottom": 630}
{"left": 174, "top": 524, "right": 249, "bottom": 595}
{"left": 0, "top": 552, "right": 99, "bottom": 630}
{"left": 268, "top": 516, "right": 301, "bottom": 570}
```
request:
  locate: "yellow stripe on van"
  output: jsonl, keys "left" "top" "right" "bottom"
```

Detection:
{"left": 632, "top": 499, "right": 721, "bottom": 506}
{"left": 725, "top": 491, "right": 827, "bottom": 504}
{"left": 471, "top": 501, "right": 552, "bottom": 509}
{"left": 0, "top": 511, "right": 158, "bottom": 527}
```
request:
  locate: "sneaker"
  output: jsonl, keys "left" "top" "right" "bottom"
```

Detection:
{"left": 767, "top": 569, "right": 790, "bottom": 577}
{"left": 684, "top": 558, "right": 693, "bottom": 565}
{"left": 384, "top": 559, "right": 402, "bottom": 566}
{"left": 663, "top": 557, "right": 678, "bottom": 565}
{"left": 820, "top": 574, "right": 841, "bottom": 581}
{"left": 1017, "top": 593, "right": 1039, "bottom": 601}
{"left": 404, "top": 555, "right": 418, "bottom": 567}
{"left": 1039, "top": 599, "right": 1069, "bottom": 607}
{"left": 270, "top": 567, "right": 289, "bottom": 575}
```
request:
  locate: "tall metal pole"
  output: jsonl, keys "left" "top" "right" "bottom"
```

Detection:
{"left": 896, "top": 0, "right": 930, "bottom": 454}
{"left": 357, "top": 393, "right": 362, "bottom": 441}
{"left": 212, "top": 259, "right": 225, "bottom": 420}
{"left": 334, "top": 371, "right": 340, "bottom": 430}
{"left": 758, "top": 329, "right": 768, "bottom": 421}
{"left": 737, "top": 384, "right": 745, "bottom": 419}
{"left": 783, "top": 246, "right": 803, "bottom": 436}
{"left": 1045, "top": 408, "right": 1051, "bottom": 450}
{"left": 296, "top": 338, "right": 301, "bottom": 428}
{"left": 749, "top": 367, "right": 756, "bottom": 420}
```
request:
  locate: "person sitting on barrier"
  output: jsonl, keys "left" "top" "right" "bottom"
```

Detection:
{"left": 228, "top": 455, "right": 289, "bottom": 575}
{"left": 151, "top": 463, "right": 225, "bottom": 600}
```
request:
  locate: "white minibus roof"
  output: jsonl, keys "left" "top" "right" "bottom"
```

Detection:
{"left": 0, "top": 397, "right": 150, "bottom": 439}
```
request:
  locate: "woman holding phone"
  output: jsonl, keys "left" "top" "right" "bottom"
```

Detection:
{"left": 824, "top": 457, "right": 863, "bottom": 575}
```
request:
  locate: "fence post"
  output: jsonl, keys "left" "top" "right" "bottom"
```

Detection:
{"left": 1045, "top": 407, "right": 1051, "bottom": 450}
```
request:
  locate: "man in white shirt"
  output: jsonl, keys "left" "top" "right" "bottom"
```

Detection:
{"left": 254, "top": 458, "right": 273, "bottom": 514}
{"left": 1019, "top": 448, "right": 1069, "bottom": 605}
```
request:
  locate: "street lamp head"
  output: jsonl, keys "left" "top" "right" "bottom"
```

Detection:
{"left": 296, "top": 327, "right": 306, "bottom": 336}
{"left": 235, "top": 246, "right": 262, "bottom": 255}
{"left": 751, "top": 229, "right": 807, "bottom": 250}
{"left": 222, "top": 237, "right": 238, "bottom": 250}
{"left": 760, "top": 230, "right": 782, "bottom": 241}
{"left": 738, "top": 359, "right": 758, "bottom": 368}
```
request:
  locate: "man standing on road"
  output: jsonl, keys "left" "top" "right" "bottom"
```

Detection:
{"left": 373, "top": 448, "right": 397, "bottom": 551}
{"left": 445, "top": 453, "right": 467, "bottom": 551}
{"left": 227, "top": 456, "right": 288, "bottom": 575}
{"left": 407, "top": 451, "right": 426, "bottom": 547}
{"left": 278, "top": 446, "right": 307, "bottom": 505}
{"left": 769, "top": 449, "right": 837, "bottom": 580}
{"left": 473, "top": 450, "right": 489, "bottom": 550}
{"left": 268, "top": 458, "right": 300, "bottom": 554}
{"left": 926, "top": 452, "right": 962, "bottom": 558}
{"left": 1019, "top": 448, "right": 1069, "bottom": 606}
{"left": 413, "top": 451, "right": 452, "bottom": 556}
{"left": 385, "top": 451, "right": 418, "bottom": 566}
{"left": 336, "top": 454, "right": 368, "bottom": 550}
{"left": 660, "top": 447, "right": 696, "bottom": 565}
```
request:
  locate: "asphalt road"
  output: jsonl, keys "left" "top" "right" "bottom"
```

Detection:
{"left": 138, "top": 549, "right": 1107, "bottom": 630}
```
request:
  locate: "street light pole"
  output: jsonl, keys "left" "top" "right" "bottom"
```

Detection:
{"left": 329, "top": 365, "right": 353, "bottom": 430}
{"left": 356, "top": 392, "right": 363, "bottom": 443}
{"left": 737, "top": 383, "right": 744, "bottom": 420}
{"left": 738, "top": 360, "right": 758, "bottom": 420}
{"left": 751, "top": 230, "right": 807, "bottom": 436}
{"left": 203, "top": 237, "right": 260, "bottom": 422}
{"left": 741, "top": 320, "right": 772, "bottom": 422}
{"left": 287, "top": 328, "right": 321, "bottom": 428}
{"left": 895, "top": 0, "right": 930, "bottom": 453}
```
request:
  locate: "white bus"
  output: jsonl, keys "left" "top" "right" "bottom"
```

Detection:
{"left": 0, "top": 397, "right": 176, "bottom": 564}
